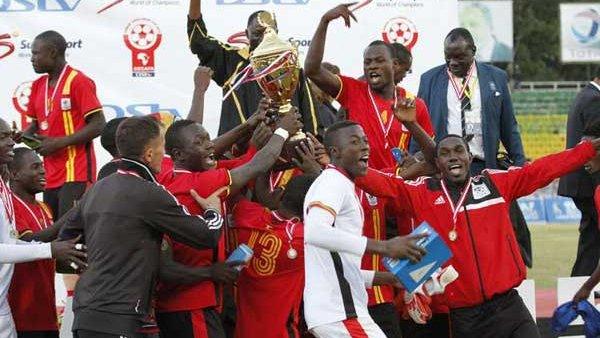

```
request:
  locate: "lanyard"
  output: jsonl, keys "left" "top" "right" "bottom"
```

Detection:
{"left": 44, "top": 64, "right": 68, "bottom": 118}
{"left": 0, "top": 179, "right": 14, "bottom": 224}
{"left": 447, "top": 63, "right": 475, "bottom": 101}
{"left": 269, "top": 171, "right": 284, "bottom": 191}
{"left": 440, "top": 178, "right": 472, "bottom": 226}
{"left": 12, "top": 195, "right": 50, "bottom": 231}
{"left": 367, "top": 86, "right": 397, "bottom": 149}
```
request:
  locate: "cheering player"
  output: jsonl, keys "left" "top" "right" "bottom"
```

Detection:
{"left": 24, "top": 30, "right": 105, "bottom": 218}
{"left": 8, "top": 148, "right": 61, "bottom": 338}
{"left": 303, "top": 120, "right": 428, "bottom": 338}
{"left": 304, "top": 4, "right": 434, "bottom": 170}
{"left": 232, "top": 174, "right": 316, "bottom": 338}
{"left": 186, "top": 0, "right": 321, "bottom": 136}
{"left": 0, "top": 118, "right": 86, "bottom": 338}
{"left": 155, "top": 112, "right": 301, "bottom": 338}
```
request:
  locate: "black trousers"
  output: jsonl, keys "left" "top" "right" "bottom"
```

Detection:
{"left": 368, "top": 303, "right": 402, "bottom": 338}
{"left": 399, "top": 314, "right": 450, "bottom": 338}
{"left": 74, "top": 330, "right": 158, "bottom": 338}
{"left": 157, "top": 308, "right": 225, "bottom": 338}
{"left": 449, "top": 290, "right": 540, "bottom": 338}
{"left": 571, "top": 197, "right": 600, "bottom": 276}
{"left": 17, "top": 331, "right": 59, "bottom": 338}
{"left": 44, "top": 182, "right": 86, "bottom": 218}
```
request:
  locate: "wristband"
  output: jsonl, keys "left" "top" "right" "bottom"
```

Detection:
{"left": 274, "top": 128, "right": 290, "bottom": 140}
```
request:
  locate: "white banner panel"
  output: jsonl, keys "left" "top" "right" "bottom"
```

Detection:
{"left": 0, "top": 0, "right": 457, "bottom": 169}
{"left": 458, "top": 0, "right": 513, "bottom": 63}
{"left": 560, "top": 3, "right": 600, "bottom": 63}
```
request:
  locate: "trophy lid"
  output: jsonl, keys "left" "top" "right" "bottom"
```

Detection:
{"left": 251, "top": 24, "right": 294, "bottom": 59}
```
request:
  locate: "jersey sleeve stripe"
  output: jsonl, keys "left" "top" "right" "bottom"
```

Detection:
{"left": 307, "top": 201, "right": 337, "bottom": 218}
{"left": 83, "top": 107, "right": 103, "bottom": 118}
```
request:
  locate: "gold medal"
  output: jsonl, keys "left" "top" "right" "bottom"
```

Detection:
{"left": 448, "top": 230, "right": 457, "bottom": 242}
{"left": 287, "top": 247, "right": 297, "bottom": 259}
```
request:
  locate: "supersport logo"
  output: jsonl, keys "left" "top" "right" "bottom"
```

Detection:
{"left": 0, "top": 30, "right": 18, "bottom": 60}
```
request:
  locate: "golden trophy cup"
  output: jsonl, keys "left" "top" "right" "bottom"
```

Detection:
{"left": 249, "top": 12, "right": 306, "bottom": 142}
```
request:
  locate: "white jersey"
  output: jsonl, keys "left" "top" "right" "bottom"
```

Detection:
{"left": 303, "top": 167, "right": 375, "bottom": 329}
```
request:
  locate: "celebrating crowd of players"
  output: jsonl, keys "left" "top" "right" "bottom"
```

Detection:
{"left": 2, "top": 2, "right": 600, "bottom": 338}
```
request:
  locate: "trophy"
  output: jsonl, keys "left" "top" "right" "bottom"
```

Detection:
{"left": 249, "top": 12, "right": 306, "bottom": 142}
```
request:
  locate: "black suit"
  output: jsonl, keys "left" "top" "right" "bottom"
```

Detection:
{"left": 558, "top": 82, "right": 600, "bottom": 276}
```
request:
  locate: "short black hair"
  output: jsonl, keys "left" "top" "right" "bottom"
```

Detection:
{"left": 165, "top": 119, "right": 197, "bottom": 156}
{"left": 323, "top": 120, "right": 360, "bottom": 150}
{"left": 281, "top": 174, "right": 318, "bottom": 218}
{"left": 445, "top": 28, "right": 476, "bottom": 52}
{"left": 583, "top": 118, "right": 600, "bottom": 138}
{"left": 390, "top": 43, "right": 412, "bottom": 65}
{"left": 35, "top": 30, "right": 67, "bottom": 56}
{"left": 367, "top": 40, "right": 395, "bottom": 59}
{"left": 101, "top": 117, "right": 127, "bottom": 158}
{"left": 435, "top": 134, "right": 470, "bottom": 156}
{"left": 8, "top": 147, "right": 34, "bottom": 173}
{"left": 116, "top": 117, "right": 161, "bottom": 159}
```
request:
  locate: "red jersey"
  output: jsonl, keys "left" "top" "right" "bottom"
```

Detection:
{"left": 596, "top": 186, "right": 600, "bottom": 230}
{"left": 8, "top": 194, "right": 57, "bottom": 331}
{"left": 357, "top": 141, "right": 596, "bottom": 309}
{"left": 232, "top": 200, "right": 304, "bottom": 338}
{"left": 269, "top": 168, "right": 303, "bottom": 191}
{"left": 336, "top": 75, "right": 434, "bottom": 170}
{"left": 357, "top": 189, "right": 394, "bottom": 306}
{"left": 156, "top": 168, "right": 231, "bottom": 312}
{"left": 26, "top": 65, "right": 102, "bottom": 189}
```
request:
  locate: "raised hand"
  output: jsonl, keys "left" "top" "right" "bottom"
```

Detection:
{"left": 247, "top": 97, "right": 270, "bottom": 129}
{"left": 322, "top": 3, "right": 358, "bottom": 27}
{"left": 250, "top": 122, "right": 273, "bottom": 150}
{"left": 276, "top": 108, "right": 303, "bottom": 136}
{"left": 292, "top": 139, "right": 322, "bottom": 175}
{"left": 393, "top": 98, "right": 417, "bottom": 123}
{"left": 307, "top": 133, "right": 330, "bottom": 166}
{"left": 194, "top": 66, "right": 213, "bottom": 93}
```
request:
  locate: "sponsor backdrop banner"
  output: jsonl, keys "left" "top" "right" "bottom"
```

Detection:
{"left": 560, "top": 3, "right": 600, "bottom": 63}
{"left": 458, "top": 0, "right": 513, "bottom": 63}
{"left": 0, "top": 0, "right": 457, "bottom": 167}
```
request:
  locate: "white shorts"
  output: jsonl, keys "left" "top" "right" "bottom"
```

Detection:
{"left": 310, "top": 317, "right": 386, "bottom": 338}
{"left": 0, "top": 312, "right": 16, "bottom": 338}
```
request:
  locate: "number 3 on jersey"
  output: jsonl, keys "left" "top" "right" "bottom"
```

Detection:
{"left": 249, "top": 231, "right": 282, "bottom": 276}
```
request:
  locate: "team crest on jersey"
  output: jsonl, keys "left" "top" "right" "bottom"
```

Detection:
{"left": 61, "top": 97, "right": 71, "bottom": 110}
{"left": 471, "top": 182, "right": 491, "bottom": 200}
{"left": 366, "top": 193, "right": 378, "bottom": 206}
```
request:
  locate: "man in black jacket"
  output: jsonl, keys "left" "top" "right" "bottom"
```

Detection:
{"left": 59, "top": 117, "right": 226, "bottom": 338}
{"left": 558, "top": 76, "right": 600, "bottom": 276}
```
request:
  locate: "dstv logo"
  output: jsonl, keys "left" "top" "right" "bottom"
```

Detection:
{"left": 0, "top": 0, "right": 82, "bottom": 12}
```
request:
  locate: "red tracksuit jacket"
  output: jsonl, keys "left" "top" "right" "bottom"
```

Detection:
{"left": 356, "top": 141, "right": 596, "bottom": 309}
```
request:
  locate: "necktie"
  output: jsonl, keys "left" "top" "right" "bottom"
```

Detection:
{"left": 461, "top": 78, "right": 473, "bottom": 141}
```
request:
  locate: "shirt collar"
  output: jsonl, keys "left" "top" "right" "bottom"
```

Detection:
{"left": 118, "top": 158, "right": 157, "bottom": 183}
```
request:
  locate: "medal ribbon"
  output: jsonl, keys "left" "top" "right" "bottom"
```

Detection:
{"left": 367, "top": 86, "right": 397, "bottom": 149}
{"left": 447, "top": 63, "right": 475, "bottom": 101}
{"left": 440, "top": 177, "right": 471, "bottom": 227}
{"left": 13, "top": 195, "right": 50, "bottom": 231}
{"left": 0, "top": 179, "right": 14, "bottom": 224}
{"left": 44, "top": 64, "right": 68, "bottom": 118}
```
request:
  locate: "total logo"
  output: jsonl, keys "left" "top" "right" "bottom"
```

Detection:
{"left": 216, "top": 0, "right": 309, "bottom": 4}
{"left": 571, "top": 8, "right": 600, "bottom": 44}
{"left": 0, "top": 0, "right": 82, "bottom": 12}
{"left": 382, "top": 16, "right": 419, "bottom": 50}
